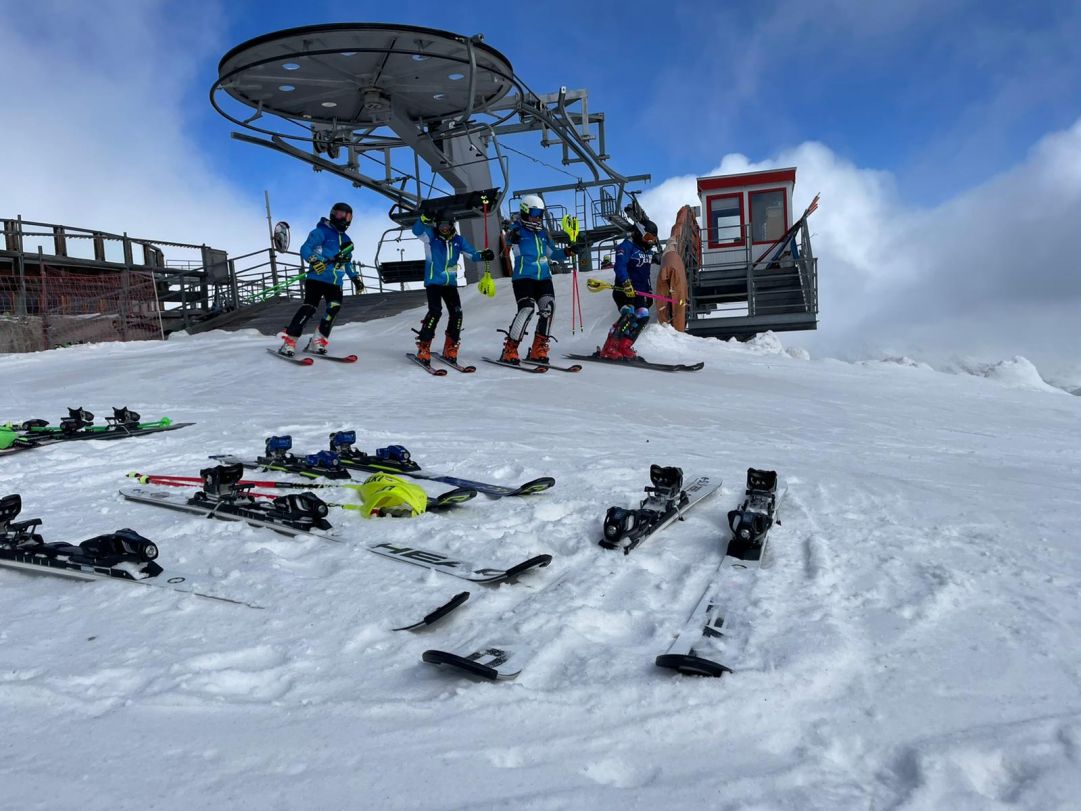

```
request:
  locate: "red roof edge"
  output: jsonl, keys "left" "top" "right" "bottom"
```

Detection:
{"left": 697, "top": 167, "right": 796, "bottom": 192}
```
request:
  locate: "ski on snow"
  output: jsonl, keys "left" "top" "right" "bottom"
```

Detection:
{"left": 433, "top": 354, "right": 476, "bottom": 373}
{"left": 655, "top": 469, "right": 785, "bottom": 677}
{"left": 519, "top": 358, "right": 582, "bottom": 373}
{"left": 565, "top": 352, "right": 704, "bottom": 373}
{"left": 423, "top": 466, "right": 721, "bottom": 682}
{"left": 267, "top": 347, "right": 314, "bottom": 366}
{"left": 327, "top": 433, "right": 556, "bottom": 498}
{"left": 392, "top": 591, "right": 471, "bottom": 632}
{"left": 601, "top": 466, "right": 722, "bottom": 554}
{"left": 0, "top": 494, "right": 261, "bottom": 608}
{"left": 368, "top": 543, "right": 552, "bottom": 584}
{"left": 406, "top": 352, "right": 449, "bottom": 376}
{"left": 304, "top": 350, "right": 358, "bottom": 363}
{"left": 481, "top": 357, "right": 548, "bottom": 373}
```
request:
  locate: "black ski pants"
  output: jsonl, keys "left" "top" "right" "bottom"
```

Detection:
{"left": 508, "top": 277, "right": 556, "bottom": 341}
{"left": 286, "top": 279, "right": 344, "bottom": 339}
{"left": 418, "top": 285, "right": 463, "bottom": 343}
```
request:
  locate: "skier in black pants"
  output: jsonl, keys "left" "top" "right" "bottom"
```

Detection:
{"left": 498, "top": 195, "right": 576, "bottom": 364}
{"left": 279, "top": 202, "right": 362, "bottom": 356}
{"left": 411, "top": 210, "right": 492, "bottom": 363}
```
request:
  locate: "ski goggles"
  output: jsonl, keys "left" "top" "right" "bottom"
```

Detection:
{"left": 330, "top": 210, "right": 353, "bottom": 228}
{"left": 523, "top": 207, "right": 544, "bottom": 221}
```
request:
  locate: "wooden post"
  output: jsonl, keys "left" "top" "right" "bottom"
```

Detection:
{"left": 120, "top": 234, "right": 132, "bottom": 342}
{"left": 38, "top": 247, "right": 48, "bottom": 350}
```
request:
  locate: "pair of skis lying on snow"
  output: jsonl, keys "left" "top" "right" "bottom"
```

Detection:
{"left": 422, "top": 467, "right": 783, "bottom": 680}
{"left": 1, "top": 406, "right": 193, "bottom": 457}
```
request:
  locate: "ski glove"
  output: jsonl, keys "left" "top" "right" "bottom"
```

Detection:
{"left": 351, "top": 277, "right": 364, "bottom": 294}
{"left": 310, "top": 259, "right": 327, "bottom": 274}
{"left": 620, "top": 279, "right": 635, "bottom": 298}
{"left": 505, "top": 229, "right": 521, "bottom": 245}
{"left": 563, "top": 244, "right": 578, "bottom": 257}
{"left": 477, "top": 270, "right": 496, "bottom": 297}
{"left": 478, "top": 248, "right": 495, "bottom": 262}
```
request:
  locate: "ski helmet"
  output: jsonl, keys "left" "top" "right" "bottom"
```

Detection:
{"left": 355, "top": 473, "right": 429, "bottom": 518}
{"left": 434, "top": 211, "right": 456, "bottom": 240}
{"left": 633, "top": 219, "right": 659, "bottom": 249}
{"left": 519, "top": 194, "right": 545, "bottom": 231}
{"left": 329, "top": 202, "right": 353, "bottom": 232}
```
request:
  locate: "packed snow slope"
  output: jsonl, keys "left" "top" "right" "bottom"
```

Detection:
{"left": 2, "top": 275, "right": 1079, "bottom": 810}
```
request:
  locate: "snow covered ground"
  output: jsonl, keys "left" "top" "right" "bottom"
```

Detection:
{"left": 2, "top": 275, "right": 1079, "bottom": 810}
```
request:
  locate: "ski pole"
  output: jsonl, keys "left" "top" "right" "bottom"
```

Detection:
{"left": 127, "top": 471, "right": 362, "bottom": 491}
{"left": 562, "top": 215, "right": 585, "bottom": 333}
{"left": 585, "top": 277, "right": 683, "bottom": 306}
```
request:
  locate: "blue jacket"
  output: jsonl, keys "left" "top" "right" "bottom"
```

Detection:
{"left": 613, "top": 238, "right": 654, "bottom": 293}
{"left": 506, "top": 222, "right": 570, "bottom": 281}
{"left": 300, "top": 219, "right": 358, "bottom": 286}
{"left": 411, "top": 220, "right": 484, "bottom": 287}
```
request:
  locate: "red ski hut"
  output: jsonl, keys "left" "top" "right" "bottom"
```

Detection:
{"left": 685, "top": 168, "right": 818, "bottom": 339}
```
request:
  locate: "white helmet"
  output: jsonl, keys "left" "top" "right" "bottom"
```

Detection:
{"left": 519, "top": 194, "right": 545, "bottom": 230}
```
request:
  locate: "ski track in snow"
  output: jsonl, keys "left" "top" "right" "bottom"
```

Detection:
{"left": 2, "top": 275, "right": 1080, "bottom": 809}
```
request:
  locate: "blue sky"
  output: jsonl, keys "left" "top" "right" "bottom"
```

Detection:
{"left": 2, "top": 0, "right": 1080, "bottom": 379}
{"left": 176, "top": 0, "right": 1081, "bottom": 205}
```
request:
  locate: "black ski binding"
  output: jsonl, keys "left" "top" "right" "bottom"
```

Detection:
{"left": 198, "top": 463, "right": 252, "bottom": 501}
{"left": 726, "top": 468, "right": 779, "bottom": 561}
{"left": 59, "top": 407, "right": 94, "bottom": 434}
{"left": 601, "top": 465, "right": 688, "bottom": 551}
{"left": 109, "top": 406, "right": 141, "bottom": 427}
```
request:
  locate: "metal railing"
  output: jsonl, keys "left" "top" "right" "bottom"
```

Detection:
{"left": 687, "top": 218, "right": 818, "bottom": 333}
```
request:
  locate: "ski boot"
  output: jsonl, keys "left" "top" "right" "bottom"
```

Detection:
{"left": 618, "top": 337, "right": 638, "bottom": 360}
{"left": 598, "top": 332, "right": 623, "bottom": 360}
{"left": 308, "top": 335, "right": 329, "bottom": 355}
{"left": 442, "top": 335, "right": 460, "bottom": 363}
{"left": 416, "top": 338, "right": 432, "bottom": 364}
{"left": 527, "top": 333, "right": 550, "bottom": 363}
{"left": 499, "top": 336, "right": 521, "bottom": 364}
{"left": 278, "top": 335, "right": 298, "bottom": 357}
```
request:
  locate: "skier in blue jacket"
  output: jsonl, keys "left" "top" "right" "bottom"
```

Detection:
{"left": 598, "top": 219, "right": 659, "bottom": 360}
{"left": 498, "top": 195, "right": 577, "bottom": 364}
{"left": 279, "top": 202, "right": 362, "bottom": 356}
{"left": 411, "top": 210, "right": 493, "bottom": 364}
